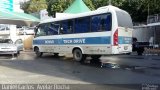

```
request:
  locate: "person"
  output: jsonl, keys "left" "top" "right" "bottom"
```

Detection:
{"left": 149, "top": 36, "right": 154, "bottom": 48}
{"left": 132, "top": 37, "right": 138, "bottom": 51}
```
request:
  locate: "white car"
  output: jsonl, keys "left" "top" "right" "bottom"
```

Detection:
{"left": 18, "top": 27, "right": 35, "bottom": 35}
{"left": 24, "top": 27, "right": 35, "bottom": 35}
{"left": 0, "top": 39, "right": 23, "bottom": 56}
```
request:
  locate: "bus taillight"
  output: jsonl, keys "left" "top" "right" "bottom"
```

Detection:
{"left": 113, "top": 29, "right": 118, "bottom": 46}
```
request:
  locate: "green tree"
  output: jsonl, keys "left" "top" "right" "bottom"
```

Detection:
{"left": 20, "top": 0, "right": 47, "bottom": 13}
{"left": 119, "top": 0, "right": 160, "bottom": 23}
{"left": 83, "top": 0, "right": 95, "bottom": 10}
{"left": 93, "top": 0, "right": 160, "bottom": 23}
{"left": 47, "top": 0, "right": 73, "bottom": 16}
{"left": 93, "top": 0, "right": 108, "bottom": 9}
{"left": 93, "top": 0, "right": 125, "bottom": 9}
{"left": 47, "top": 0, "right": 95, "bottom": 16}
{"left": 21, "top": 0, "right": 160, "bottom": 23}
{"left": 20, "top": 1, "right": 30, "bottom": 13}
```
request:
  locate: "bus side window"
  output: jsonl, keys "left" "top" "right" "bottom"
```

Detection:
{"left": 50, "top": 23, "right": 59, "bottom": 35}
{"left": 101, "top": 14, "right": 111, "bottom": 31}
{"left": 91, "top": 16, "right": 101, "bottom": 32}
{"left": 61, "top": 21, "right": 68, "bottom": 34}
{"left": 60, "top": 27, "right": 64, "bottom": 34}
{"left": 68, "top": 20, "right": 73, "bottom": 34}
{"left": 74, "top": 17, "right": 90, "bottom": 33}
{"left": 61, "top": 20, "right": 73, "bottom": 34}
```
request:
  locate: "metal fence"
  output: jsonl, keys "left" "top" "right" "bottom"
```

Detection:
{"left": 147, "top": 14, "right": 160, "bottom": 24}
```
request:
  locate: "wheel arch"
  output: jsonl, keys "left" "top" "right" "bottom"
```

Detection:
{"left": 72, "top": 46, "right": 84, "bottom": 54}
{"left": 33, "top": 46, "right": 39, "bottom": 51}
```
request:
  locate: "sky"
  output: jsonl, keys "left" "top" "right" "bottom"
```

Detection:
{"left": 0, "top": 0, "right": 28, "bottom": 12}
{"left": 14, "top": 0, "right": 29, "bottom": 12}
{"left": 14, "top": 0, "right": 29, "bottom": 4}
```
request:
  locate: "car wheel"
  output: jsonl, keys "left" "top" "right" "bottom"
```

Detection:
{"left": 13, "top": 53, "right": 18, "bottom": 57}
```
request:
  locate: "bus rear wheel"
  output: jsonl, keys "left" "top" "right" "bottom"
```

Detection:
{"left": 91, "top": 55, "right": 101, "bottom": 60}
{"left": 73, "top": 49, "right": 86, "bottom": 62}
{"left": 35, "top": 47, "right": 43, "bottom": 57}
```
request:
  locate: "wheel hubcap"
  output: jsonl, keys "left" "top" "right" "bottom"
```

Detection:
{"left": 76, "top": 52, "right": 81, "bottom": 58}
{"left": 36, "top": 49, "right": 40, "bottom": 55}
{"left": 74, "top": 50, "right": 82, "bottom": 61}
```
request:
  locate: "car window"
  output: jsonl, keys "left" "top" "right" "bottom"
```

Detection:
{"left": 0, "top": 39, "right": 13, "bottom": 44}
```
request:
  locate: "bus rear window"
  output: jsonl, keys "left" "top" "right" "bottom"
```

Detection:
{"left": 116, "top": 11, "right": 133, "bottom": 28}
{"left": 91, "top": 13, "right": 112, "bottom": 32}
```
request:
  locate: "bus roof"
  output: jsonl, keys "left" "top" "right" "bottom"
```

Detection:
{"left": 40, "top": 5, "right": 128, "bottom": 24}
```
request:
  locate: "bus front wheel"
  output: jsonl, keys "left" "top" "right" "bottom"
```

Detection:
{"left": 35, "top": 47, "right": 43, "bottom": 57}
{"left": 73, "top": 49, "right": 86, "bottom": 62}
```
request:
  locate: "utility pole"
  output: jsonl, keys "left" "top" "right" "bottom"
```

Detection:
{"left": 148, "top": 4, "right": 150, "bottom": 17}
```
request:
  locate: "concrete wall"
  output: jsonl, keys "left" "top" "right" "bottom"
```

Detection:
{"left": 19, "top": 35, "right": 34, "bottom": 50}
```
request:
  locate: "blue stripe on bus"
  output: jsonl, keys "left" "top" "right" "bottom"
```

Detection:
{"left": 33, "top": 36, "right": 111, "bottom": 45}
{"left": 33, "top": 36, "right": 132, "bottom": 45}
{"left": 118, "top": 37, "right": 132, "bottom": 44}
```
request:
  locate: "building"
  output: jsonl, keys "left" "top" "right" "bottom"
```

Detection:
{"left": 0, "top": 0, "right": 13, "bottom": 11}
{"left": 40, "top": 9, "right": 74, "bottom": 21}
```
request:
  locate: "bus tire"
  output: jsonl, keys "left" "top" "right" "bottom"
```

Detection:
{"left": 35, "top": 47, "right": 43, "bottom": 57}
{"left": 73, "top": 49, "right": 86, "bottom": 62}
{"left": 126, "top": 53, "right": 131, "bottom": 55}
{"left": 13, "top": 53, "right": 18, "bottom": 57}
{"left": 91, "top": 55, "right": 101, "bottom": 60}
{"left": 14, "top": 51, "right": 20, "bottom": 57}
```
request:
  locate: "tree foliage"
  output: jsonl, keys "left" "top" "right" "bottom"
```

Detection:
{"left": 20, "top": 1, "right": 30, "bottom": 13}
{"left": 93, "top": 0, "right": 124, "bottom": 9}
{"left": 93, "top": 0, "right": 160, "bottom": 23}
{"left": 21, "top": 0, "right": 160, "bottom": 23}
{"left": 83, "top": 0, "right": 95, "bottom": 10}
{"left": 46, "top": 0, "right": 95, "bottom": 16}
{"left": 46, "top": 0, "right": 74, "bottom": 16}
{"left": 120, "top": 0, "right": 160, "bottom": 23}
{"left": 20, "top": 0, "right": 47, "bottom": 13}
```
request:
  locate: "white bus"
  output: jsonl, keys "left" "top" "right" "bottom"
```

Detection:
{"left": 33, "top": 5, "right": 133, "bottom": 62}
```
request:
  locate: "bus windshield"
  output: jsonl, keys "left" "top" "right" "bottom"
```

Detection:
{"left": 116, "top": 11, "right": 133, "bottom": 28}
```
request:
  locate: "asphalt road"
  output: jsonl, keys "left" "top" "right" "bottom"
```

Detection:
{"left": 0, "top": 50, "right": 160, "bottom": 86}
